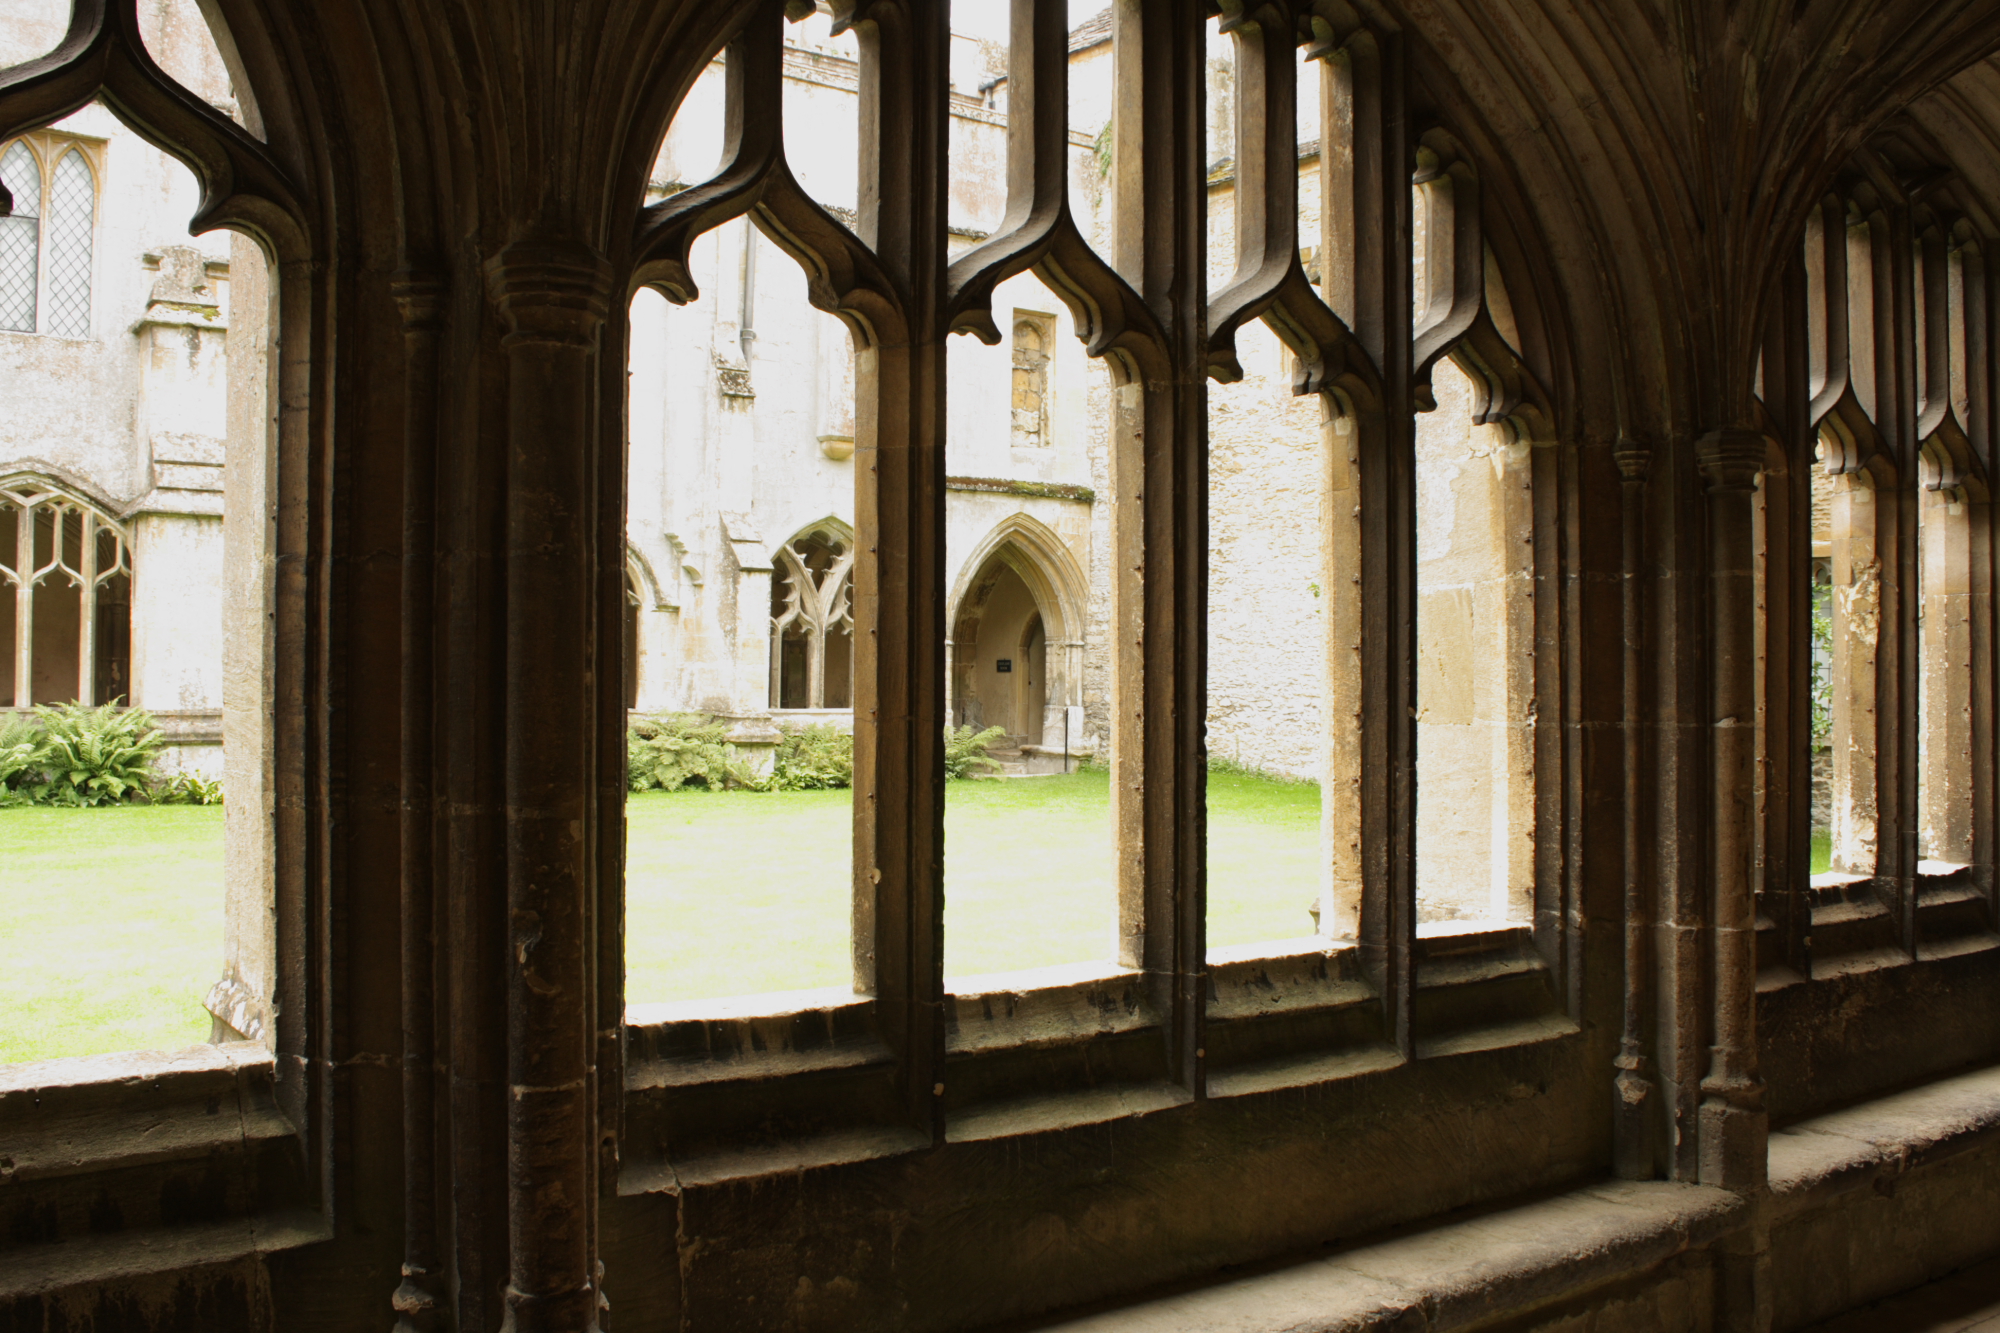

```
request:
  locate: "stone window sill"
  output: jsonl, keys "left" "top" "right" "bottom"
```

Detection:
{"left": 1029, "top": 1063, "right": 2000, "bottom": 1332}
{"left": 0, "top": 1041, "right": 318, "bottom": 1298}
{"left": 617, "top": 927, "right": 1574, "bottom": 1192}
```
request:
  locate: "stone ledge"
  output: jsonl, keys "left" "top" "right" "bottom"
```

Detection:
{"left": 0, "top": 1041, "right": 284, "bottom": 1184}
{"left": 947, "top": 475, "right": 1097, "bottom": 503}
{"left": 0, "top": 1210, "right": 328, "bottom": 1300}
{"left": 1026, "top": 1181, "right": 1741, "bottom": 1332}
{"left": 1768, "top": 1063, "right": 2000, "bottom": 1221}
{"left": 1027, "top": 1063, "right": 2000, "bottom": 1332}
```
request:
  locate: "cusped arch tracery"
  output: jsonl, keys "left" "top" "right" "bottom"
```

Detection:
{"left": 769, "top": 518, "right": 855, "bottom": 710}
{"left": 0, "top": 472, "right": 133, "bottom": 708}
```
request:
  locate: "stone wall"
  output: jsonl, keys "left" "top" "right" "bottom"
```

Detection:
{"left": 1205, "top": 321, "right": 1327, "bottom": 781}
{"left": 625, "top": 32, "right": 1113, "bottom": 745}
{"left": 1413, "top": 360, "right": 1536, "bottom": 924}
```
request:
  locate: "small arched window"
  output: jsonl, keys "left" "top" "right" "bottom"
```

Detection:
{"left": 0, "top": 479, "right": 132, "bottom": 707}
{"left": 0, "top": 141, "right": 40, "bottom": 332}
{"left": 1010, "top": 311, "right": 1054, "bottom": 448}
{"left": 0, "top": 137, "right": 98, "bottom": 338}
{"left": 769, "top": 526, "right": 854, "bottom": 710}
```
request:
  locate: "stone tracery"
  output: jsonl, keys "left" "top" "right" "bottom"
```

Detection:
{"left": 8, "top": 0, "right": 2000, "bottom": 1327}
{"left": 768, "top": 521, "right": 854, "bottom": 710}
{"left": 0, "top": 475, "right": 130, "bottom": 707}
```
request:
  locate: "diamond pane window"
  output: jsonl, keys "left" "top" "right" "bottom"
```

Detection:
{"left": 0, "top": 142, "right": 38, "bottom": 333}
{"left": 45, "top": 150, "right": 94, "bottom": 338}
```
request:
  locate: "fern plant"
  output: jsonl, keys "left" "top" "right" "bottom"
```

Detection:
{"left": 0, "top": 712, "right": 46, "bottom": 807}
{"left": 30, "top": 701, "right": 164, "bottom": 807}
{"left": 153, "top": 772, "right": 225, "bottom": 805}
{"left": 770, "top": 724, "right": 853, "bottom": 790}
{"left": 628, "top": 713, "right": 755, "bottom": 792}
{"left": 944, "top": 724, "right": 1008, "bottom": 780}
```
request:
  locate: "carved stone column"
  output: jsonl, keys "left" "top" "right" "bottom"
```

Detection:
{"left": 1696, "top": 425, "right": 1769, "bottom": 1193}
{"left": 485, "top": 240, "right": 613, "bottom": 1333}
{"left": 391, "top": 271, "right": 446, "bottom": 1333}
{"left": 1613, "top": 437, "right": 1657, "bottom": 1179}
{"left": 1109, "top": 0, "right": 1212, "bottom": 1087}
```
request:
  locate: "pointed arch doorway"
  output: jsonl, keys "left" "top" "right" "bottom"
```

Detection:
{"left": 947, "top": 518, "right": 1086, "bottom": 752}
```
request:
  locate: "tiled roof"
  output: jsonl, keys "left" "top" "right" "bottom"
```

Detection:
{"left": 1068, "top": 8, "right": 1112, "bottom": 52}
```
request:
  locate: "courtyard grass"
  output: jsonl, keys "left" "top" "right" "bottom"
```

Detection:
{"left": 0, "top": 784, "right": 1846, "bottom": 1057}
{"left": 0, "top": 806, "right": 223, "bottom": 1064}
{"left": 625, "top": 765, "right": 1326, "bottom": 1005}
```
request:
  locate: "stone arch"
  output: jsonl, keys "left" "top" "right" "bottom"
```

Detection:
{"left": 947, "top": 514, "right": 1088, "bottom": 749}
{"left": 947, "top": 513, "right": 1087, "bottom": 646}
{"left": 625, "top": 540, "right": 672, "bottom": 612}
{"left": 621, "top": 542, "right": 671, "bottom": 712}
{"left": 769, "top": 517, "right": 856, "bottom": 711}
{"left": 0, "top": 471, "right": 133, "bottom": 707}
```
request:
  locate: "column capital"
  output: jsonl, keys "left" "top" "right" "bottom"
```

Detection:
{"left": 391, "top": 269, "right": 447, "bottom": 333}
{"left": 1696, "top": 426, "right": 1766, "bottom": 492}
{"left": 484, "top": 241, "right": 614, "bottom": 346}
{"left": 1612, "top": 435, "right": 1651, "bottom": 483}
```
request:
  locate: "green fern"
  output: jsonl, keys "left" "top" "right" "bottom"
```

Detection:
{"left": 0, "top": 712, "right": 46, "bottom": 807}
{"left": 627, "top": 713, "right": 757, "bottom": 792}
{"left": 944, "top": 724, "right": 1008, "bottom": 780}
{"left": 30, "top": 701, "right": 165, "bottom": 807}
{"left": 153, "top": 772, "right": 225, "bottom": 805}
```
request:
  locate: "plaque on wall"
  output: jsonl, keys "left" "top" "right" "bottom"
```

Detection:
{"left": 996, "top": 659, "right": 1012, "bottom": 673}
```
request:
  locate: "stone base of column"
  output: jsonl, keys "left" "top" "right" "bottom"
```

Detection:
{"left": 1699, "top": 1094, "right": 1769, "bottom": 1191}
{"left": 1612, "top": 1048, "right": 1658, "bottom": 1179}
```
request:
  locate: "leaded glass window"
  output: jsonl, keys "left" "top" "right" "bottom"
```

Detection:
{"left": 0, "top": 138, "right": 97, "bottom": 337}
{"left": 0, "top": 141, "right": 38, "bottom": 333}
{"left": 45, "top": 150, "right": 94, "bottom": 337}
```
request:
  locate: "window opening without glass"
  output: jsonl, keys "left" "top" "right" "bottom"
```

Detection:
{"left": 0, "top": 480, "right": 131, "bottom": 707}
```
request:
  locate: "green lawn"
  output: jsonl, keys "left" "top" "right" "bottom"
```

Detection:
{"left": 0, "top": 786, "right": 1845, "bottom": 1057}
{"left": 626, "top": 767, "right": 1324, "bottom": 1005}
{"left": 0, "top": 806, "right": 223, "bottom": 1064}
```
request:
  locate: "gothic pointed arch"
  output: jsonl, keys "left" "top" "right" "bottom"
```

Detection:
{"left": 946, "top": 511, "right": 1087, "bottom": 647}
{"left": 769, "top": 517, "right": 855, "bottom": 710}
{"left": 0, "top": 470, "right": 132, "bottom": 707}
{"left": 947, "top": 513, "right": 1088, "bottom": 746}
{"left": 625, "top": 540, "right": 672, "bottom": 612}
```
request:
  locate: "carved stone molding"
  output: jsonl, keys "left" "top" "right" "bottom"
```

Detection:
{"left": 484, "top": 240, "right": 614, "bottom": 346}
{"left": 1612, "top": 437, "right": 1652, "bottom": 484}
{"left": 391, "top": 270, "right": 446, "bottom": 333}
{"left": 1696, "top": 426, "right": 1767, "bottom": 492}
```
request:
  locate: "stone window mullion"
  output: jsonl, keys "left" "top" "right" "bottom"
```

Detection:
{"left": 11, "top": 494, "right": 31, "bottom": 709}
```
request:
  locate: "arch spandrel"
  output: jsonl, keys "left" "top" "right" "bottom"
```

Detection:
{"left": 939, "top": 0, "right": 1166, "bottom": 384}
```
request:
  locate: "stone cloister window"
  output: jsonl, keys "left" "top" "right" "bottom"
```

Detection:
{"left": 618, "top": 0, "right": 1581, "bottom": 1162}
{"left": 1009, "top": 310, "right": 1053, "bottom": 448}
{"left": 0, "top": 478, "right": 131, "bottom": 707}
{"left": 769, "top": 523, "right": 854, "bottom": 710}
{"left": 620, "top": 0, "right": 1576, "bottom": 1088}
{"left": 1202, "top": 14, "right": 1551, "bottom": 947}
{"left": 0, "top": 7, "right": 282, "bottom": 1075}
{"left": 0, "top": 133, "right": 98, "bottom": 337}
{"left": 1766, "top": 175, "right": 1995, "bottom": 974}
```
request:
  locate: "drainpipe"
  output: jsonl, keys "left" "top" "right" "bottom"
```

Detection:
{"left": 739, "top": 224, "right": 758, "bottom": 365}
